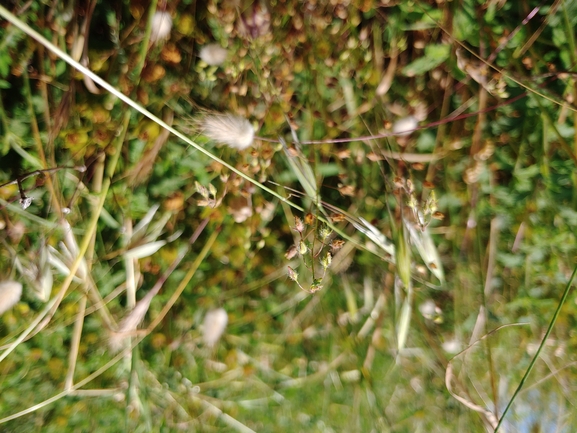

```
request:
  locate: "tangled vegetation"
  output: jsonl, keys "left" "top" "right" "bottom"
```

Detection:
{"left": 1, "top": 0, "right": 577, "bottom": 431}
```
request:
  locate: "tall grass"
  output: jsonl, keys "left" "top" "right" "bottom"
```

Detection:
{"left": 1, "top": 1, "right": 577, "bottom": 432}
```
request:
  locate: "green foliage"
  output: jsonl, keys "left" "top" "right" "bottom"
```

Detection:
{"left": 1, "top": 0, "right": 577, "bottom": 432}
{"left": 403, "top": 44, "right": 451, "bottom": 77}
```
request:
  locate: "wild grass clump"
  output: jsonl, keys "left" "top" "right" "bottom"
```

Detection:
{"left": 1, "top": 1, "right": 577, "bottom": 432}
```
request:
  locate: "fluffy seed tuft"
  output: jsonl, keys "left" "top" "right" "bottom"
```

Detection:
{"left": 200, "top": 113, "right": 255, "bottom": 150}
{"left": 199, "top": 43, "right": 228, "bottom": 66}
{"left": 392, "top": 116, "right": 418, "bottom": 137}
{"left": 0, "top": 281, "right": 22, "bottom": 315}
{"left": 150, "top": 12, "right": 172, "bottom": 43}
{"left": 202, "top": 308, "right": 228, "bottom": 347}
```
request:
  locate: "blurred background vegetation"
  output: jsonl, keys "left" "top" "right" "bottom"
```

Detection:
{"left": 1, "top": 0, "right": 577, "bottom": 431}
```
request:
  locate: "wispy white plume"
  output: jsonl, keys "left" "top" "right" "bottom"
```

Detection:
{"left": 202, "top": 308, "right": 228, "bottom": 347}
{"left": 442, "top": 339, "right": 461, "bottom": 354}
{"left": 150, "top": 11, "right": 172, "bottom": 43}
{"left": 418, "top": 299, "right": 440, "bottom": 319}
{"left": 0, "top": 281, "right": 22, "bottom": 315}
{"left": 199, "top": 113, "right": 255, "bottom": 150}
{"left": 199, "top": 43, "right": 228, "bottom": 66}
{"left": 392, "top": 116, "right": 418, "bottom": 137}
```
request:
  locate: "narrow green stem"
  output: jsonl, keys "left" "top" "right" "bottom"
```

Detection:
{"left": 22, "top": 68, "right": 60, "bottom": 211}
{"left": 562, "top": 1, "right": 577, "bottom": 205}
{"left": 495, "top": 264, "right": 577, "bottom": 431}
{"left": 130, "top": 0, "right": 158, "bottom": 85}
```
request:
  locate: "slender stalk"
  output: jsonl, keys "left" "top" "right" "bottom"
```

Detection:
{"left": 64, "top": 294, "right": 86, "bottom": 391}
{"left": 145, "top": 228, "right": 219, "bottom": 332}
{"left": 561, "top": 0, "right": 577, "bottom": 205}
{"left": 414, "top": 2, "right": 576, "bottom": 113}
{"left": 495, "top": 264, "right": 577, "bottom": 431}
{"left": 130, "top": 0, "right": 158, "bottom": 85}
{"left": 21, "top": 68, "right": 62, "bottom": 216}
{"left": 64, "top": 150, "right": 106, "bottom": 391}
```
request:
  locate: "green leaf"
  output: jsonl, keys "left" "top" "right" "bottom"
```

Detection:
{"left": 453, "top": 4, "right": 478, "bottom": 42}
{"left": 0, "top": 54, "right": 11, "bottom": 78}
{"left": 55, "top": 60, "right": 67, "bottom": 76}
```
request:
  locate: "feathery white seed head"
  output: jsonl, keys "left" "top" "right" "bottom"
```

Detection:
{"left": 199, "top": 43, "right": 228, "bottom": 66}
{"left": 150, "top": 12, "right": 172, "bottom": 43}
{"left": 0, "top": 281, "right": 22, "bottom": 315}
{"left": 202, "top": 308, "right": 228, "bottom": 347}
{"left": 200, "top": 113, "right": 255, "bottom": 150}
{"left": 442, "top": 339, "right": 461, "bottom": 354}
{"left": 418, "top": 299, "right": 437, "bottom": 319}
{"left": 392, "top": 116, "right": 418, "bottom": 137}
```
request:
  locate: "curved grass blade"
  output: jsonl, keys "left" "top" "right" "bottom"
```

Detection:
{"left": 404, "top": 216, "right": 445, "bottom": 284}
{"left": 279, "top": 136, "right": 320, "bottom": 209}
{"left": 396, "top": 282, "right": 413, "bottom": 351}
{"left": 352, "top": 217, "right": 396, "bottom": 257}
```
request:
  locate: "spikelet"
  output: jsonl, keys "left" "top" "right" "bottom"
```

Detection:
{"left": 108, "top": 301, "right": 149, "bottom": 352}
{"left": 199, "top": 43, "right": 228, "bottom": 66}
{"left": 199, "top": 113, "right": 255, "bottom": 150}
{"left": 150, "top": 11, "right": 172, "bottom": 43}
{"left": 0, "top": 281, "right": 22, "bottom": 315}
{"left": 109, "top": 286, "right": 160, "bottom": 352}
{"left": 202, "top": 308, "right": 228, "bottom": 347}
{"left": 392, "top": 116, "right": 418, "bottom": 137}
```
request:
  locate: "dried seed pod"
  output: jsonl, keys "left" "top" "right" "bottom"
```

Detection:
{"left": 294, "top": 216, "right": 305, "bottom": 233}
{"left": 287, "top": 266, "right": 299, "bottom": 281}
{"left": 285, "top": 245, "right": 298, "bottom": 259}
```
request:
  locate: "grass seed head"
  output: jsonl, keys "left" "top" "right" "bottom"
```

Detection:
{"left": 0, "top": 281, "right": 23, "bottom": 315}
{"left": 294, "top": 216, "right": 304, "bottom": 233}
{"left": 200, "top": 113, "right": 255, "bottom": 150}
{"left": 392, "top": 116, "right": 418, "bottom": 137}
{"left": 108, "top": 298, "right": 153, "bottom": 352}
{"left": 202, "top": 308, "right": 228, "bottom": 347}
{"left": 298, "top": 240, "right": 308, "bottom": 255}
{"left": 287, "top": 266, "right": 298, "bottom": 282}
{"left": 199, "top": 43, "right": 228, "bottom": 66}
{"left": 320, "top": 252, "right": 332, "bottom": 270}
{"left": 285, "top": 245, "right": 298, "bottom": 259}
{"left": 150, "top": 12, "right": 173, "bottom": 43}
